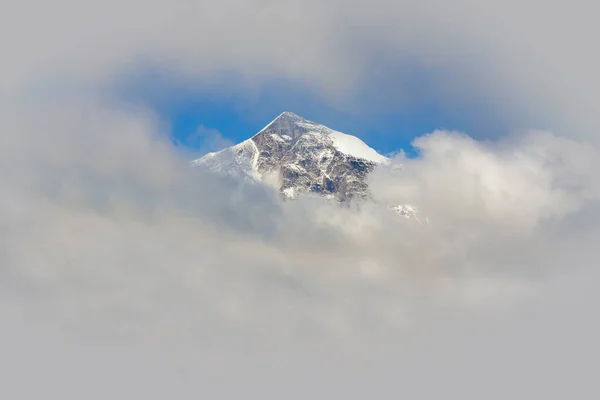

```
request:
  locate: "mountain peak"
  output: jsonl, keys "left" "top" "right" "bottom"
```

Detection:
{"left": 195, "top": 112, "right": 388, "bottom": 202}
{"left": 276, "top": 111, "right": 303, "bottom": 121}
{"left": 255, "top": 111, "right": 311, "bottom": 137}
{"left": 252, "top": 111, "right": 323, "bottom": 142}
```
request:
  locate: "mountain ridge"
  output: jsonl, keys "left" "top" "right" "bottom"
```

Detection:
{"left": 193, "top": 112, "right": 390, "bottom": 202}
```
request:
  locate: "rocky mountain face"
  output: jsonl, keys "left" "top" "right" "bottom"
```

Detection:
{"left": 193, "top": 112, "right": 389, "bottom": 202}
{"left": 193, "top": 112, "right": 421, "bottom": 220}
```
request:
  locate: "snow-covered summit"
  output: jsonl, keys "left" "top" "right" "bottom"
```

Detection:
{"left": 251, "top": 111, "right": 388, "bottom": 163}
{"left": 193, "top": 112, "right": 392, "bottom": 202}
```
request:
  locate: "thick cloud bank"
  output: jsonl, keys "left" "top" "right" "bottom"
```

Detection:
{"left": 1, "top": 99, "right": 598, "bottom": 344}
{"left": 3, "top": 0, "right": 600, "bottom": 398}
{"left": 2, "top": 99, "right": 599, "bottom": 398}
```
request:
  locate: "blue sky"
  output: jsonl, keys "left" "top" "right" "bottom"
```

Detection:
{"left": 115, "top": 67, "right": 518, "bottom": 158}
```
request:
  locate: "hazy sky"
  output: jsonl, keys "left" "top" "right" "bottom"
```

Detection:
{"left": 2, "top": 0, "right": 600, "bottom": 398}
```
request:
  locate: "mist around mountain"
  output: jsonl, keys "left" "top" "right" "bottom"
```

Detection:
{"left": 193, "top": 112, "right": 422, "bottom": 220}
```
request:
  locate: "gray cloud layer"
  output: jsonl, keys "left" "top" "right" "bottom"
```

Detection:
{"left": 2, "top": 0, "right": 600, "bottom": 398}
{"left": 3, "top": 0, "right": 600, "bottom": 139}
{"left": 2, "top": 95, "right": 599, "bottom": 397}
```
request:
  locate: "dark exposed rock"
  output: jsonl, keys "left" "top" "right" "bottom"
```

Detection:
{"left": 193, "top": 112, "right": 386, "bottom": 203}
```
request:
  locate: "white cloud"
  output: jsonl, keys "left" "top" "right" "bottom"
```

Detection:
{"left": 1, "top": 93, "right": 599, "bottom": 398}
{"left": 2, "top": 0, "right": 600, "bottom": 397}
{"left": 370, "top": 130, "right": 599, "bottom": 234}
{"left": 1, "top": 98, "right": 598, "bottom": 347}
